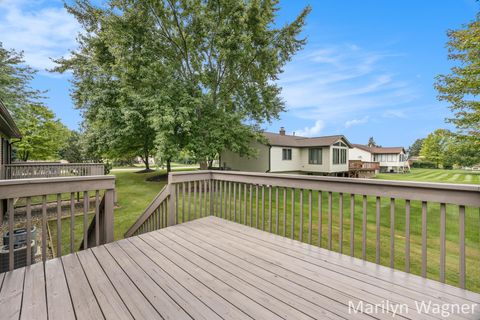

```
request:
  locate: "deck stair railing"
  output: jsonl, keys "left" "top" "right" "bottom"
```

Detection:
{"left": 0, "top": 175, "right": 115, "bottom": 272}
{"left": 127, "top": 170, "right": 480, "bottom": 291}
{"left": 1, "top": 163, "right": 105, "bottom": 180}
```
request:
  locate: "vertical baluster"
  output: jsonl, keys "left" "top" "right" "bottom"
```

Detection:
{"left": 182, "top": 182, "right": 186, "bottom": 223}
{"left": 390, "top": 198, "right": 395, "bottom": 268}
{"left": 405, "top": 200, "right": 411, "bottom": 273}
{"left": 219, "top": 180, "right": 223, "bottom": 218}
{"left": 26, "top": 197, "right": 32, "bottom": 266}
{"left": 350, "top": 194, "right": 355, "bottom": 257}
{"left": 459, "top": 205, "right": 465, "bottom": 289}
{"left": 328, "top": 192, "right": 332, "bottom": 250}
{"left": 255, "top": 185, "right": 259, "bottom": 229}
{"left": 8, "top": 199, "right": 13, "bottom": 271}
{"left": 440, "top": 203, "right": 446, "bottom": 282}
{"left": 269, "top": 186, "right": 272, "bottom": 232}
{"left": 56, "top": 193, "right": 62, "bottom": 256}
{"left": 238, "top": 183, "right": 242, "bottom": 223}
{"left": 249, "top": 184, "right": 253, "bottom": 227}
{"left": 215, "top": 180, "right": 219, "bottom": 217}
{"left": 291, "top": 188, "right": 295, "bottom": 239}
{"left": 204, "top": 180, "right": 208, "bottom": 217}
{"left": 362, "top": 195, "right": 367, "bottom": 260}
{"left": 308, "top": 190, "right": 312, "bottom": 244}
{"left": 70, "top": 193, "right": 75, "bottom": 253}
{"left": 421, "top": 201, "right": 427, "bottom": 277}
{"left": 318, "top": 191, "right": 322, "bottom": 247}
{"left": 95, "top": 190, "right": 100, "bottom": 246}
{"left": 188, "top": 181, "right": 192, "bottom": 221}
{"left": 193, "top": 180, "right": 197, "bottom": 219}
{"left": 42, "top": 196, "right": 47, "bottom": 263}
{"left": 261, "top": 185, "right": 265, "bottom": 230}
{"left": 175, "top": 184, "right": 179, "bottom": 225}
{"left": 375, "top": 196, "right": 381, "bottom": 265}
{"left": 233, "top": 182, "right": 237, "bottom": 222}
{"left": 283, "top": 188, "right": 287, "bottom": 237}
{"left": 299, "top": 189, "right": 304, "bottom": 242}
{"left": 228, "top": 181, "right": 232, "bottom": 220}
{"left": 200, "top": 180, "right": 203, "bottom": 217}
{"left": 339, "top": 193, "right": 344, "bottom": 254}
{"left": 244, "top": 184, "right": 247, "bottom": 225}
{"left": 275, "top": 187, "right": 279, "bottom": 234}
{"left": 83, "top": 191, "right": 88, "bottom": 250}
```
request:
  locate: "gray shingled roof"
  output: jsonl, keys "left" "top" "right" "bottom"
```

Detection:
{"left": 263, "top": 132, "right": 352, "bottom": 148}
{"left": 353, "top": 144, "right": 405, "bottom": 154}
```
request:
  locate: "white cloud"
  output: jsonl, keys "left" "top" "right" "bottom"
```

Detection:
{"left": 0, "top": 0, "right": 80, "bottom": 73}
{"left": 383, "top": 109, "right": 407, "bottom": 118}
{"left": 295, "top": 120, "right": 325, "bottom": 137}
{"left": 345, "top": 116, "right": 369, "bottom": 128}
{"left": 278, "top": 44, "right": 417, "bottom": 133}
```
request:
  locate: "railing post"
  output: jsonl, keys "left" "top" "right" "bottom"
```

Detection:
{"left": 209, "top": 178, "right": 214, "bottom": 216}
{"left": 104, "top": 189, "right": 115, "bottom": 243}
{"left": 168, "top": 183, "right": 176, "bottom": 226}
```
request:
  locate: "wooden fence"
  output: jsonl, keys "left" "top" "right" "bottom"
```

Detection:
{"left": 126, "top": 170, "right": 480, "bottom": 291}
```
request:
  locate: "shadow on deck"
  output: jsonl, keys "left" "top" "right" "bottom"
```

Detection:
{"left": 1, "top": 216, "right": 479, "bottom": 320}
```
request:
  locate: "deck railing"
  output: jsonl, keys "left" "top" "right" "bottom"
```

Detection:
{"left": 0, "top": 163, "right": 105, "bottom": 180}
{"left": 349, "top": 160, "right": 380, "bottom": 170}
{"left": 126, "top": 170, "right": 480, "bottom": 291}
{"left": 0, "top": 175, "right": 115, "bottom": 272}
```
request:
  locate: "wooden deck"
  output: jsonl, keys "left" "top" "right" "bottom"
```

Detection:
{"left": 1, "top": 216, "right": 479, "bottom": 320}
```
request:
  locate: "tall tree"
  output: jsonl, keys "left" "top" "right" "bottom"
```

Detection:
{"left": 367, "top": 137, "right": 378, "bottom": 147}
{"left": 14, "top": 104, "right": 69, "bottom": 161}
{"left": 57, "top": 0, "right": 310, "bottom": 171}
{"left": 408, "top": 138, "right": 424, "bottom": 157}
{"left": 420, "top": 129, "right": 452, "bottom": 168}
{"left": 59, "top": 131, "right": 85, "bottom": 163}
{"left": 0, "top": 42, "right": 44, "bottom": 112}
{"left": 435, "top": 13, "right": 480, "bottom": 142}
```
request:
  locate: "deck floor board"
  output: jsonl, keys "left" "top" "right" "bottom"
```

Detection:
{"left": 0, "top": 216, "right": 477, "bottom": 320}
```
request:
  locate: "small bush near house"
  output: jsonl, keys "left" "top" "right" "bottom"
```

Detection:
{"left": 412, "top": 161, "right": 437, "bottom": 169}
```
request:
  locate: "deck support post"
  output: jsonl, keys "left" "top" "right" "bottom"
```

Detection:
{"left": 104, "top": 189, "right": 115, "bottom": 243}
{"left": 168, "top": 184, "right": 176, "bottom": 226}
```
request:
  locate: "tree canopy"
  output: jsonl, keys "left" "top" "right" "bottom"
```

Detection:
{"left": 408, "top": 138, "right": 424, "bottom": 157}
{"left": 435, "top": 12, "right": 480, "bottom": 144}
{"left": 55, "top": 0, "right": 311, "bottom": 170}
{"left": 0, "top": 42, "right": 69, "bottom": 161}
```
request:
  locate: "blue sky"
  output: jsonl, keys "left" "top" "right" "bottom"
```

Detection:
{"left": 0, "top": 0, "right": 477, "bottom": 147}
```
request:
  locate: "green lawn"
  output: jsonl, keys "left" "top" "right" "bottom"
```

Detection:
{"left": 49, "top": 167, "right": 480, "bottom": 292}
{"left": 374, "top": 168, "right": 480, "bottom": 184}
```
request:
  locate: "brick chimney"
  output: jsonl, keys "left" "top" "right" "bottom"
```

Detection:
{"left": 279, "top": 127, "right": 286, "bottom": 136}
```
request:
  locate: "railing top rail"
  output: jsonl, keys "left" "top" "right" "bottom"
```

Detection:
{"left": 169, "top": 170, "right": 480, "bottom": 191}
{"left": 168, "top": 170, "right": 480, "bottom": 206}
{"left": 0, "top": 175, "right": 115, "bottom": 199}
{"left": 6, "top": 163, "right": 105, "bottom": 167}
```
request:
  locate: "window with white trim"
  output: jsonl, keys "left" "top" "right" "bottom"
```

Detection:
{"left": 333, "top": 148, "right": 347, "bottom": 164}
{"left": 308, "top": 148, "right": 322, "bottom": 164}
{"left": 282, "top": 148, "right": 292, "bottom": 160}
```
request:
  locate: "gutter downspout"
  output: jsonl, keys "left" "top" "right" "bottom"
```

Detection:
{"left": 267, "top": 145, "right": 271, "bottom": 173}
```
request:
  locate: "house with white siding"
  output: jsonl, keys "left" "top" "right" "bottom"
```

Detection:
{"left": 350, "top": 144, "right": 409, "bottom": 173}
{"left": 220, "top": 127, "right": 352, "bottom": 176}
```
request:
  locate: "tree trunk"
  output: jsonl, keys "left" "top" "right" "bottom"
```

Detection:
{"left": 166, "top": 159, "right": 171, "bottom": 173}
{"left": 141, "top": 151, "right": 150, "bottom": 170}
{"left": 199, "top": 161, "right": 208, "bottom": 170}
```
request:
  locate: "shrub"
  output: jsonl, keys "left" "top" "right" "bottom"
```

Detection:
{"left": 412, "top": 161, "right": 437, "bottom": 169}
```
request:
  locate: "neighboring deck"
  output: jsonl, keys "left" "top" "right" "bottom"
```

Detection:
{"left": 1, "top": 217, "right": 479, "bottom": 320}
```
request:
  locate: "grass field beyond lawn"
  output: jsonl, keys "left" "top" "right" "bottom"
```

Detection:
{"left": 374, "top": 168, "right": 480, "bottom": 184}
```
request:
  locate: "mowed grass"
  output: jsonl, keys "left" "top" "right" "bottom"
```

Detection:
{"left": 49, "top": 170, "right": 167, "bottom": 256}
{"left": 374, "top": 168, "right": 480, "bottom": 184}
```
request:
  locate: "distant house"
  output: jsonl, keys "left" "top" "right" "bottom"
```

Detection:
{"left": 220, "top": 127, "right": 352, "bottom": 176}
{"left": 0, "top": 100, "right": 21, "bottom": 173}
{"left": 350, "top": 144, "right": 409, "bottom": 173}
